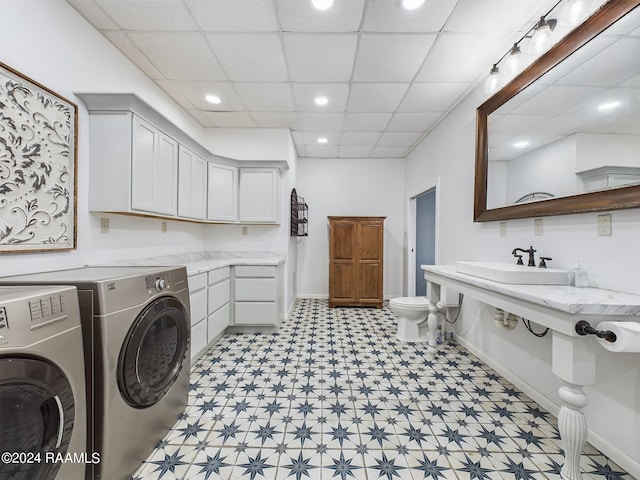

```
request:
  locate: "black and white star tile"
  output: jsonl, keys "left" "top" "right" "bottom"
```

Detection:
{"left": 131, "top": 299, "right": 632, "bottom": 480}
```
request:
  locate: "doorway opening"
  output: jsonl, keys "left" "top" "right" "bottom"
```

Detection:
{"left": 415, "top": 188, "right": 436, "bottom": 296}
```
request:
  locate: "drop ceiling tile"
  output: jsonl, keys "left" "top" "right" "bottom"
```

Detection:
{"left": 128, "top": 32, "right": 227, "bottom": 81}
{"left": 347, "top": 83, "right": 409, "bottom": 113}
{"left": 234, "top": 83, "right": 295, "bottom": 111}
{"left": 277, "top": 0, "right": 365, "bottom": 32}
{"left": 353, "top": 34, "right": 436, "bottom": 82}
{"left": 155, "top": 79, "right": 197, "bottom": 111}
{"left": 340, "top": 132, "right": 382, "bottom": 146}
{"left": 445, "top": 0, "right": 552, "bottom": 33}
{"left": 293, "top": 83, "right": 349, "bottom": 112}
{"left": 305, "top": 145, "right": 340, "bottom": 158}
{"left": 202, "top": 111, "right": 257, "bottom": 127}
{"left": 378, "top": 131, "right": 424, "bottom": 146}
{"left": 298, "top": 112, "right": 345, "bottom": 131}
{"left": 371, "top": 145, "right": 411, "bottom": 158}
{"left": 386, "top": 112, "right": 441, "bottom": 131}
{"left": 398, "top": 82, "right": 469, "bottom": 112}
{"left": 343, "top": 113, "right": 392, "bottom": 131}
{"left": 302, "top": 131, "right": 341, "bottom": 145}
{"left": 414, "top": 32, "right": 514, "bottom": 82}
{"left": 252, "top": 112, "right": 300, "bottom": 129}
{"left": 362, "top": 0, "right": 457, "bottom": 33}
{"left": 95, "top": 0, "right": 198, "bottom": 30}
{"left": 207, "top": 34, "right": 288, "bottom": 82}
{"left": 186, "top": 109, "right": 215, "bottom": 127}
{"left": 104, "top": 31, "right": 163, "bottom": 79}
{"left": 67, "top": 0, "right": 120, "bottom": 29}
{"left": 185, "top": 0, "right": 278, "bottom": 32}
{"left": 284, "top": 34, "right": 358, "bottom": 82}
{"left": 172, "top": 81, "right": 245, "bottom": 111}
{"left": 338, "top": 146, "right": 374, "bottom": 158}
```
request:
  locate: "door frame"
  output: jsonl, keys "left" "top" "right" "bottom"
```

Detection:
{"left": 407, "top": 181, "right": 439, "bottom": 297}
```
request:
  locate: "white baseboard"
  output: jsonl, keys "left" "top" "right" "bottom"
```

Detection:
{"left": 454, "top": 335, "right": 640, "bottom": 479}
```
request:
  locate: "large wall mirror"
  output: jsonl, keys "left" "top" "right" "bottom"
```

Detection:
{"left": 475, "top": 0, "right": 640, "bottom": 222}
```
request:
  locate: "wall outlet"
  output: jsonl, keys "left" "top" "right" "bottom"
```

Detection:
{"left": 100, "top": 218, "right": 109, "bottom": 234}
{"left": 597, "top": 214, "right": 612, "bottom": 236}
{"left": 534, "top": 218, "right": 543, "bottom": 236}
{"left": 161, "top": 221, "right": 167, "bottom": 233}
{"left": 499, "top": 222, "right": 507, "bottom": 237}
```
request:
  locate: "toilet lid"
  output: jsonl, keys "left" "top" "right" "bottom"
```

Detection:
{"left": 390, "top": 296, "right": 429, "bottom": 307}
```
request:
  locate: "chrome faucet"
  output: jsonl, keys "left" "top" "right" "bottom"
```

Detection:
{"left": 512, "top": 246, "right": 536, "bottom": 266}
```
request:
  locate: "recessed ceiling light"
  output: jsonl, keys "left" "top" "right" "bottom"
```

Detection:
{"left": 597, "top": 100, "right": 621, "bottom": 112}
{"left": 314, "top": 96, "right": 329, "bottom": 106}
{"left": 205, "top": 94, "right": 221, "bottom": 105}
{"left": 513, "top": 140, "right": 530, "bottom": 149}
{"left": 317, "top": 137, "right": 328, "bottom": 144}
{"left": 312, "top": 0, "right": 334, "bottom": 10}
{"left": 402, "top": 0, "right": 426, "bottom": 10}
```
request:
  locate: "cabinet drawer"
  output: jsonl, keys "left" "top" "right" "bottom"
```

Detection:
{"left": 208, "top": 279, "right": 230, "bottom": 313}
{"left": 234, "top": 302, "right": 276, "bottom": 325}
{"left": 189, "top": 288, "right": 207, "bottom": 326}
{"left": 235, "top": 278, "right": 275, "bottom": 301}
{"left": 188, "top": 273, "right": 207, "bottom": 292}
{"left": 235, "top": 265, "right": 275, "bottom": 277}
{"left": 208, "top": 267, "right": 230, "bottom": 285}
{"left": 208, "top": 304, "right": 229, "bottom": 342}
{"left": 190, "top": 318, "right": 208, "bottom": 361}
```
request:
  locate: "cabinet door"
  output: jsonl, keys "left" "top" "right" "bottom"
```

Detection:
{"left": 131, "top": 117, "right": 157, "bottom": 213}
{"left": 178, "top": 146, "right": 207, "bottom": 220}
{"left": 356, "top": 220, "right": 384, "bottom": 304}
{"left": 154, "top": 131, "right": 179, "bottom": 216}
{"left": 238, "top": 168, "right": 279, "bottom": 223}
{"left": 329, "top": 219, "right": 358, "bottom": 304}
{"left": 207, "top": 163, "right": 237, "bottom": 222}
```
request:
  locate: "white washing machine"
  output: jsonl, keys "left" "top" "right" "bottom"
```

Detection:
{"left": 0, "top": 266, "right": 191, "bottom": 480}
{"left": 0, "top": 285, "right": 87, "bottom": 480}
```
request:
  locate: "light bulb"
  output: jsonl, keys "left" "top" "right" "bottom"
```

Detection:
{"left": 312, "top": 0, "right": 333, "bottom": 10}
{"left": 528, "top": 17, "right": 553, "bottom": 58}
{"left": 314, "top": 96, "right": 329, "bottom": 106}
{"left": 484, "top": 64, "right": 502, "bottom": 95}
{"left": 317, "top": 137, "right": 328, "bottom": 144}
{"left": 205, "top": 94, "right": 221, "bottom": 105}
{"left": 561, "top": 0, "right": 591, "bottom": 29}
{"left": 504, "top": 43, "right": 523, "bottom": 79}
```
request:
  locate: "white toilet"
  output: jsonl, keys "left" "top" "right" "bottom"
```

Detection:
{"left": 389, "top": 296, "right": 431, "bottom": 342}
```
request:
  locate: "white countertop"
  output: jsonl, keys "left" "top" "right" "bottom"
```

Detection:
{"left": 104, "top": 251, "right": 285, "bottom": 276}
{"left": 422, "top": 265, "right": 640, "bottom": 316}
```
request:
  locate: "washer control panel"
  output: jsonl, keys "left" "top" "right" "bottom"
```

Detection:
{"left": 146, "top": 272, "right": 171, "bottom": 292}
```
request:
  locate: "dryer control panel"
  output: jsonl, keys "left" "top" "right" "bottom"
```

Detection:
{"left": 146, "top": 272, "right": 171, "bottom": 292}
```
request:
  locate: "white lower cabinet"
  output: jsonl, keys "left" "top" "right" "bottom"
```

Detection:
{"left": 233, "top": 265, "right": 282, "bottom": 327}
{"left": 188, "top": 273, "right": 208, "bottom": 362}
{"left": 207, "top": 267, "right": 230, "bottom": 343}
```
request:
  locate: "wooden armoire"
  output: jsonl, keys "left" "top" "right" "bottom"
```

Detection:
{"left": 328, "top": 216, "right": 385, "bottom": 308}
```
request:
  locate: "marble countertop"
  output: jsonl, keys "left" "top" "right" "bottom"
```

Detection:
{"left": 422, "top": 265, "right": 640, "bottom": 316}
{"left": 103, "top": 251, "right": 285, "bottom": 276}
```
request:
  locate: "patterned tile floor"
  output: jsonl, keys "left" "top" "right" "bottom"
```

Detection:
{"left": 131, "top": 299, "right": 632, "bottom": 480}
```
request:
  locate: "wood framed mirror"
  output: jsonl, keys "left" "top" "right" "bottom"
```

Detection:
{"left": 474, "top": 0, "right": 640, "bottom": 222}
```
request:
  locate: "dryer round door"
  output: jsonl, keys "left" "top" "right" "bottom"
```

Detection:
{"left": 118, "top": 296, "right": 190, "bottom": 408}
{"left": 0, "top": 357, "right": 75, "bottom": 480}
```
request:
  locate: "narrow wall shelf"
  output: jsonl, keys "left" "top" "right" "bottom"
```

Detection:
{"left": 290, "top": 188, "right": 308, "bottom": 237}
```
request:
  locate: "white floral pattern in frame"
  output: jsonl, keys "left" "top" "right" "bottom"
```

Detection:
{"left": 0, "top": 62, "right": 77, "bottom": 252}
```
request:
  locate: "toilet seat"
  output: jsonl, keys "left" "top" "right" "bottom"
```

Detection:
{"left": 389, "top": 296, "right": 429, "bottom": 310}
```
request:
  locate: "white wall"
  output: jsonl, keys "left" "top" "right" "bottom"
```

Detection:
{"left": 0, "top": 0, "right": 296, "bottom": 283}
{"left": 405, "top": 81, "right": 640, "bottom": 476}
{"left": 296, "top": 158, "right": 404, "bottom": 298}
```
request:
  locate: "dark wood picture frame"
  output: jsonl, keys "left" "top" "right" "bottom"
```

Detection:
{"left": 0, "top": 63, "right": 78, "bottom": 251}
{"left": 474, "top": 0, "right": 640, "bottom": 222}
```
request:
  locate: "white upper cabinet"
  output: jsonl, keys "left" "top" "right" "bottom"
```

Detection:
{"left": 207, "top": 163, "right": 237, "bottom": 222}
{"left": 178, "top": 145, "right": 207, "bottom": 220}
{"left": 238, "top": 168, "right": 279, "bottom": 223}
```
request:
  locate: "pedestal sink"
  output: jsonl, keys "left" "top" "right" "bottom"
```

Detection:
{"left": 456, "top": 261, "right": 569, "bottom": 285}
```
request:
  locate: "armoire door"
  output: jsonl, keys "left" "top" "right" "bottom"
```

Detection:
{"left": 329, "top": 219, "right": 358, "bottom": 305}
{"left": 357, "top": 220, "right": 384, "bottom": 305}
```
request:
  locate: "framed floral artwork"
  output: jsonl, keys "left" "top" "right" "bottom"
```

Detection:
{"left": 0, "top": 62, "right": 77, "bottom": 252}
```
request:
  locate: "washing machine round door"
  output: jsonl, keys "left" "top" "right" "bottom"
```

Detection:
{"left": 0, "top": 357, "right": 75, "bottom": 480}
{"left": 118, "top": 296, "right": 189, "bottom": 408}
